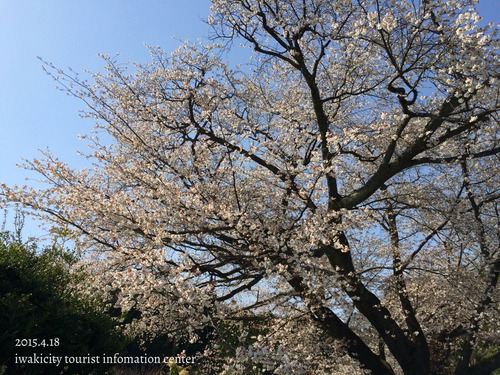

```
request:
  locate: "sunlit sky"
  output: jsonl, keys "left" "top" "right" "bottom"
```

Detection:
{"left": 0, "top": 0, "right": 498, "bottom": 237}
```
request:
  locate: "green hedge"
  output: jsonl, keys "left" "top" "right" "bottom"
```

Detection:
{"left": 0, "top": 231, "right": 127, "bottom": 374}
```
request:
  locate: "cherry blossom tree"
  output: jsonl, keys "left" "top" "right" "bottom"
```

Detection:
{"left": 2, "top": 0, "right": 499, "bottom": 374}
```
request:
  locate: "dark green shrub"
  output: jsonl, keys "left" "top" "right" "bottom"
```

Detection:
{"left": 0, "top": 230, "right": 127, "bottom": 374}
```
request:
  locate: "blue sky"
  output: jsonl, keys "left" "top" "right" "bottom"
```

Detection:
{"left": 0, "top": 0, "right": 498, "bottom": 236}
{"left": 1, "top": 1, "right": 211, "bottom": 180}
{"left": 0, "top": 0, "right": 212, "bottom": 235}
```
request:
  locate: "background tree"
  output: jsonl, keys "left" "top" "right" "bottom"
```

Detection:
{"left": 0, "top": 213, "right": 127, "bottom": 374}
{"left": 2, "top": 0, "right": 499, "bottom": 374}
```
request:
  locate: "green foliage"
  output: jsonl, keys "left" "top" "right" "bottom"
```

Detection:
{"left": 473, "top": 342, "right": 500, "bottom": 375}
{"left": 168, "top": 364, "right": 180, "bottom": 375}
{"left": 0, "top": 229, "right": 127, "bottom": 374}
{"left": 191, "top": 318, "right": 272, "bottom": 375}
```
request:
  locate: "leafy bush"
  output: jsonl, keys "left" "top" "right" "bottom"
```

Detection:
{"left": 0, "top": 229, "right": 127, "bottom": 374}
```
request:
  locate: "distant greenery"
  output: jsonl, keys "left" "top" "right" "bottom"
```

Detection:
{"left": 0, "top": 213, "right": 127, "bottom": 375}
